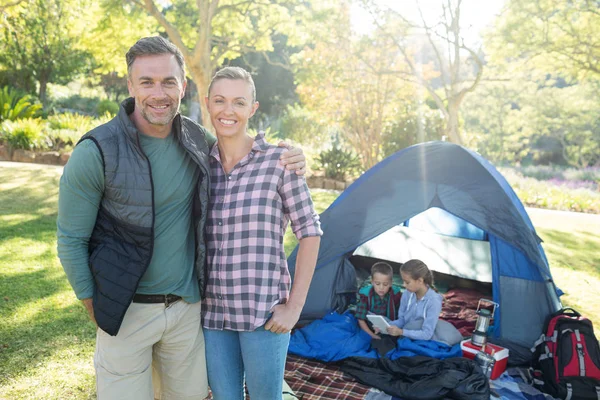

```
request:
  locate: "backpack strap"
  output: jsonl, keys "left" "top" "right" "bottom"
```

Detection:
{"left": 574, "top": 329, "right": 586, "bottom": 376}
{"left": 531, "top": 331, "right": 558, "bottom": 351}
{"left": 539, "top": 345, "right": 553, "bottom": 361}
{"left": 552, "top": 308, "right": 581, "bottom": 319}
{"left": 565, "top": 383, "right": 573, "bottom": 400}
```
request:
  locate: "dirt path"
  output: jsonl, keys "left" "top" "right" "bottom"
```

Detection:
{"left": 527, "top": 207, "right": 600, "bottom": 232}
{"left": 0, "top": 160, "right": 63, "bottom": 171}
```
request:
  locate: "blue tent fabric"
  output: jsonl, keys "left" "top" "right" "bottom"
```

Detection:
{"left": 386, "top": 337, "right": 462, "bottom": 360}
{"left": 288, "top": 312, "right": 378, "bottom": 361}
{"left": 288, "top": 141, "right": 562, "bottom": 347}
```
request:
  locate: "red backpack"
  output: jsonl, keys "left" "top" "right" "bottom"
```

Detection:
{"left": 530, "top": 308, "right": 600, "bottom": 399}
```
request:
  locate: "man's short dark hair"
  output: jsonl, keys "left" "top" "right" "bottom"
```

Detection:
{"left": 126, "top": 36, "right": 186, "bottom": 80}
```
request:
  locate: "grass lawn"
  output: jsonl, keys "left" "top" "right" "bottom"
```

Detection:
{"left": 1, "top": 162, "right": 599, "bottom": 399}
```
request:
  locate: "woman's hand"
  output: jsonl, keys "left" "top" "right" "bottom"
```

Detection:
{"left": 387, "top": 326, "right": 403, "bottom": 337}
{"left": 265, "top": 303, "right": 302, "bottom": 334}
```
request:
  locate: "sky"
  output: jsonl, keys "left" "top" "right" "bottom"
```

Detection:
{"left": 351, "top": 0, "right": 506, "bottom": 46}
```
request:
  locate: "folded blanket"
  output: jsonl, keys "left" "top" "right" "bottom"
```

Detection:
{"left": 289, "top": 311, "right": 378, "bottom": 361}
{"left": 387, "top": 337, "right": 462, "bottom": 360}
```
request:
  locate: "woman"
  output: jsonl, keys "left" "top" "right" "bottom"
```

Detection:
{"left": 202, "top": 66, "right": 322, "bottom": 400}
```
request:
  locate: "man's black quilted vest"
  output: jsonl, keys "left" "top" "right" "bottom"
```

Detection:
{"left": 78, "top": 98, "right": 211, "bottom": 336}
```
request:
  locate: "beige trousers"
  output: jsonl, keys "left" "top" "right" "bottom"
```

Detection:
{"left": 94, "top": 300, "right": 208, "bottom": 400}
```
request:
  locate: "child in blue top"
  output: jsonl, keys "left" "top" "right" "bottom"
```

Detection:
{"left": 387, "top": 259, "right": 462, "bottom": 345}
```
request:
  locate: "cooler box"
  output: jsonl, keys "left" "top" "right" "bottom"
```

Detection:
{"left": 461, "top": 339, "right": 509, "bottom": 380}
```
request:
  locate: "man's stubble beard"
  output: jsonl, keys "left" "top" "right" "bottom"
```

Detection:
{"left": 139, "top": 100, "right": 180, "bottom": 126}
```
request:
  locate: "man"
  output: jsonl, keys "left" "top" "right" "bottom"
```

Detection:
{"left": 57, "top": 36, "right": 306, "bottom": 400}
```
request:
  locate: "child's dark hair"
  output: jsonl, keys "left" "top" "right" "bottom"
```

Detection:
{"left": 371, "top": 261, "right": 393, "bottom": 279}
{"left": 400, "top": 259, "right": 438, "bottom": 292}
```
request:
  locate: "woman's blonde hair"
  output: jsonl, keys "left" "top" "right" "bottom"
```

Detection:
{"left": 208, "top": 66, "right": 256, "bottom": 102}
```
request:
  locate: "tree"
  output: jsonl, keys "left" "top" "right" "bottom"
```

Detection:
{"left": 463, "top": 77, "right": 600, "bottom": 168}
{"left": 97, "top": 72, "right": 130, "bottom": 103}
{"left": 0, "top": 0, "right": 91, "bottom": 105}
{"left": 524, "top": 83, "right": 600, "bottom": 168}
{"left": 381, "top": 103, "right": 445, "bottom": 158}
{"left": 0, "top": 0, "right": 25, "bottom": 12}
{"left": 490, "top": 0, "right": 600, "bottom": 80}
{"left": 228, "top": 35, "right": 299, "bottom": 132}
{"left": 107, "top": 0, "right": 313, "bottom": 129}
{"left": 293, "top": 2, "right": 417, "bottom": 169}
{"left": 80, "top": 4, "right": 159, "bottom": 78}
{"left": 360, "top": 0, "right": 484, "bottom": 145}
{"left": 479, "top": 0, "right": 600, "bottom": 167}
{"left": 462, "top": 80, "right": 534, "bottom": 164}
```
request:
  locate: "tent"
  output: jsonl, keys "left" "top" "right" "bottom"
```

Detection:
{"left": 288, "top": 141, "right": 562, "bottom": 347}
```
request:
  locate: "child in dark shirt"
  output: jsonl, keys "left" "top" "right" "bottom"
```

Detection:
{"left": 355, "top": 262, "right": 401, "bottom": 354}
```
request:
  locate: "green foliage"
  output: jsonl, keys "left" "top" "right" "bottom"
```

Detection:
{"left": 515, "top": 165, "right": 600, "bottom": 185}
{"left": 97, "top": 72, "right": 129, "bottom": 102}
{"left": 490, "top": 0, "right": 600, "bottom": 80}
{"left": 230, "top": 40, "right": 299, "bottom": 131}
{"left": 500, "top": 167, "right": 600, "bottom": 214}
{"left": 0, "top": 86, "right": 42, "bottom": 122}
{"left": 94, "top": 0, "right": 317, "bottom": 129}
{"left": 0, "top": 112, "right": 110, "bottom": 151}
{"left": 464, "top": 79, "right": 600, "bottom": 168}
{"left": 79, "top": 3, "right": 158, "bottom": 78}
{"left": 293, "top": 4, "right": 416, "bottom": 169}
{"left": 0, "top": 118, "right": 47, "bottom": 150}
{"left": 47, "top": 113, "right": 99, "bottom": 132}
{"left": 316, "top": 144, "right": 362, "bottom": 181}
{"left": 96, "top": 99, "right": 119, "bottom": 117}
{"left": 51, "top": 95, "right": 100, "bottom": 115}
{"left": 381, "top": 103, "right": 445, "bottom": 158}
{"left": 46, "top": 112, "right": 111, "bottom": 150}
{"left": 0, "top": 0, "right": 92, "bottom": 103}
{"left": 279, "top": 104, "right": 330, "bottom": 145}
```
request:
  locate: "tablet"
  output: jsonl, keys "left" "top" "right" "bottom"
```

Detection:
{"left": 366, "top": 314, "right": 391, "bottom": 333}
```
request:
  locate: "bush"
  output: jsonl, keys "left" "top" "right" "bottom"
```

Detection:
{"left": 0, "top": 86, "right": 42, "bottom": 122}
{"left": 46, "top": 113, "right": 111, "bottom": 150}
{"left": 499, "top": 167, "right": 600, "bottom": 214}
{"left": 96, "top": 100, "right": 119, "bottom": 117}
{"left": 50, "top": 95, "right": 99, "bottom": 115}
{"left": 512, "top": 165, "right": 600, "bottom": 191}
{"left": 279, "top": 104, "right": 329, "bottom": 145}
{"left": 316, "top": 145, "right": 362, "bottom": 181}
{"left": 0, "top": 119, "right": 48, "bottom": 150}
{"left": 48, "top": 112, "right": 99, "bottom": 132}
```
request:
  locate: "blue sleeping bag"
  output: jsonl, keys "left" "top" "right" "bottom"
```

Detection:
{"left": 288, "top": 311, "right": 378, "bottom": 361}
{"left": 387, "top": 337, "right": 462, "bottom": 360}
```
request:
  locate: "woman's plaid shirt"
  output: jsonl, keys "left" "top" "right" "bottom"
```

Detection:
{"left": 202, "top": 133, "right": 322, "bottom": 331}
